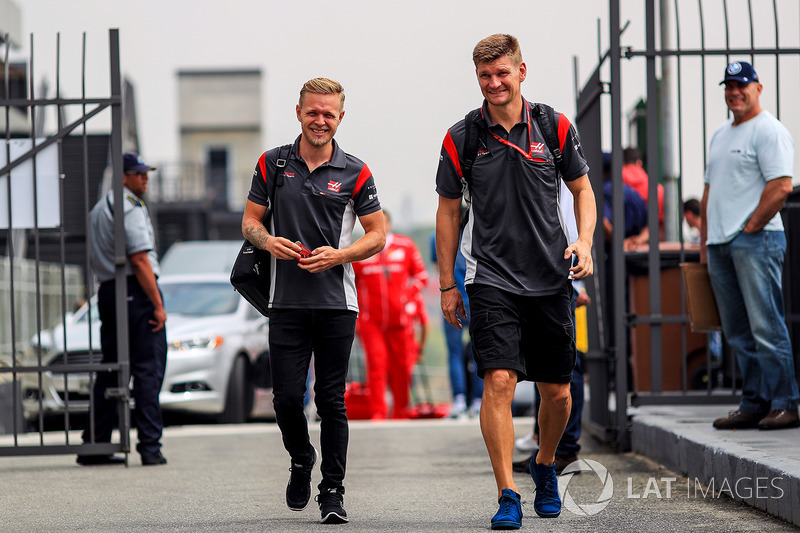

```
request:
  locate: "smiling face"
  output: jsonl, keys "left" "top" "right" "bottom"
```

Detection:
{"left": 296, "top": 92, "right": 345, "bottom": 148}
{"left": 476, "top": 55, "right": 526, "bottom": 110}
{"left": 724, "top": 80, "right": 763, "bottom": 125}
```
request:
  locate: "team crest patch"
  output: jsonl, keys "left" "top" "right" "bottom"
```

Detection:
{"left": 531, "top": 142, "right": 545, "bottom": 155}
{"left": 727, "top": 62, "right": 742, "bottom": 75}
{"left": 328, "top": 181, "right": 342, "bottom": 193}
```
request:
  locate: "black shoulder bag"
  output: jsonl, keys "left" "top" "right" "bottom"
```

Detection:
{"left": 230, "top": 144, "right": 291, "bottom": 317}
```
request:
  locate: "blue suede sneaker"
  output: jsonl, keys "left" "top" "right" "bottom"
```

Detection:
{"left": 490, "top": 488, "right": 522, "bottom": 530}
{"left": 531, "top": 452, "right": 561, "bottom": 518}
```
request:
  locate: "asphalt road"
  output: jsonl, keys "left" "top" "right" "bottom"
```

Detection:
{"left": 0, "top": 418, "right": 796, "bottom": 532}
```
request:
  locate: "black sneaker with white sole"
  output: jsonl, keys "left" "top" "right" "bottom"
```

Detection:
{"left": 316, "top": 487, "right": 348, "bottom": 524}
{"left": 286, "top": 446, "right": 317, "bottom": 511}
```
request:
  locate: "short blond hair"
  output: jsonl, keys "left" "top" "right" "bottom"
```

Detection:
{"left": 299, "top": 77, "right": 345, "bottom": 110}
{"left": 472, "top": 34, "right": 523, "bottom": 68}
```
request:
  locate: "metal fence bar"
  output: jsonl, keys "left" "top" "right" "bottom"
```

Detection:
{"left": 671, "top": 0, "right": 692, "bottom": 395}
{"left": 108, "top": 28, "right": 131, "bottom": 455}
{"left": 644, "top": 0, "right": 664, "bottom": 394}
{"left": 55, "top": 32, "right": 75, "bottom": 440}
{"left": 609, "top": 0, "right": 630, "bottom": 451}
{"left": 3, "top": 31, "right": 20, "bottom": 446}
{"left": 28, "top": 32, "right": 47, "bottom": 446}
{"left": 624, "top": 47, "right": 800, "bottom": 57}
{"left": 772, "top": 0, "right": 780, "bottom": 117}
{"left": 81, "top": 31, "right": 96, "bottom": 445}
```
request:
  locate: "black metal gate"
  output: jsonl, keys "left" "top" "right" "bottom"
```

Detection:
{"left": 578, "top": 0, "right": 800, "bottom": 451}
{"left": 1, "top": 29, "right": 131, "bottom": 459}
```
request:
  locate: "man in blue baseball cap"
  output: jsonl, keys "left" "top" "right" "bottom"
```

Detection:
{"left": 78, "top": 150, "right": 168, "bottom": 466}
{"left": 703, "top": 61, "right": 799, "bottom": 431}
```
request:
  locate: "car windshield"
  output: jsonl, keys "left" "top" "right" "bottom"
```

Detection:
{"left": 160, "top": 241, "right": 242, "bottom": 276}
{"left": 161, "top": 281, "right": 240, "bottom": 316}
{"left": 74, "top": 281, "right": 240, "bottom": 322}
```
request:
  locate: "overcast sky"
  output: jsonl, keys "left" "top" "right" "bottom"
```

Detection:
{"left": 15, "top": 0, "right": 800, "bottom": 229}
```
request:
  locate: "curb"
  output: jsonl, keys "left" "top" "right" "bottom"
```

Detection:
{"left": 631, "top": 414, "right": 800, "bottom": 526}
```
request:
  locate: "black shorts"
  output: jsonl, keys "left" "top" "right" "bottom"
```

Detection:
{"left": 467, "top": 283, "right": 575, "bottom": 384}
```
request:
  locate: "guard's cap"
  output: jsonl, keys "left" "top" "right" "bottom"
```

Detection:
{"left": 123, "top": 152, "right": 157, "bottom": 173}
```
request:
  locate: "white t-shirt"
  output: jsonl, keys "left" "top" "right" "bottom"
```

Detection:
{"left": 704, "top": 110, "right": 794, "bottom": 245}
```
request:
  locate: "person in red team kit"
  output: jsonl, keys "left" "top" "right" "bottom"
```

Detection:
{"left": 405, "top": 282, "right": 429, "bottom": 373}
{"left": 353, "top": 211, "right": 428, "bottom": 419}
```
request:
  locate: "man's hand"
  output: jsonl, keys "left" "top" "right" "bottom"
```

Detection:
{"left": 440, "top": 288, "right": 467, "bottom": 330}
{"left": 576, "top": 290, "right": 591, "bottom": 308}
{"left": 297, "top": 246, "right": 344, "bottom": 273}
{"left": 266, "top": 236, "right": 311, "bottom": 261}
{"left": 564, "top": 239, "right": 594, "bottom": 279}
{"left": 129, "top": 251, "right": 167, "bottom": 332}
{"left": 150, "top": 306, "right": 167, "bottom": 332}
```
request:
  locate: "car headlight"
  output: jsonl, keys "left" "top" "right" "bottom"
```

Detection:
{"left": 168, "top": 336, "right": 224, "bottom": 352}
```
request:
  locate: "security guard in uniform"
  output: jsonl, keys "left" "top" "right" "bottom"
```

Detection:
{"left": 77, "top": 152, "right": 168, "bottom": 466}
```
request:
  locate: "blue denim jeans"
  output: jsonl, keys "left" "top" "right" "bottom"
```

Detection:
{"left": 269, "top": 309, "right": 356, "bottom": 491}
{"left": 707, "top": 230, "right": 799, "bottom": 412}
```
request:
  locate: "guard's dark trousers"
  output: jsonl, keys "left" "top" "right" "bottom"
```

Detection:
{"left": 83, "top": 276, "right": 167, "bottom": 456}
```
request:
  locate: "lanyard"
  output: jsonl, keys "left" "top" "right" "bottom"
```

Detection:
{"left": 487, "top": 100, "right": 536, "bottom": 161}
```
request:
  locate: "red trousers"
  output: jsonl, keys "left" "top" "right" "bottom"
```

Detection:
{"left": 357, "top": 320, "right": 412, "bottom": 419}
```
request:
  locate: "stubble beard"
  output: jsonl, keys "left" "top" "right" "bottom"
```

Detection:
{"left": 304, "top": 129, "right": 333, "bottom": 148}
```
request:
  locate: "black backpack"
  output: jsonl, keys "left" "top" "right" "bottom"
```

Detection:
{"left": 460, "top": 102, "right": 565, "bottom": 187}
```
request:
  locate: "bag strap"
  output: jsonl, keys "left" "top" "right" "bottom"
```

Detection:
{"left": 461, "top": 103, "right": 565, "bottom": 187}
{"left": 264, "top": 144, "right": 292, "bottom": 227}
{"left": 460, "top": 108, "right": 482, "bottom": 188}
{"left": 531, "top": 102, "right": 564, "bottom": 175}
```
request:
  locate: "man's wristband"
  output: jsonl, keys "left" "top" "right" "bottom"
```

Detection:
{"left": 439, "top": 282, "right": 458, "bottom": 292}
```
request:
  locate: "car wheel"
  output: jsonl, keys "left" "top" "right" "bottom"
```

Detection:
{"left": 218, "top": 356, "right": 253, "bottom": 424}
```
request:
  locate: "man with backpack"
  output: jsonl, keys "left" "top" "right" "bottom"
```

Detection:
{"left": 435, "top": 34, "right": 596, "bottom": 529}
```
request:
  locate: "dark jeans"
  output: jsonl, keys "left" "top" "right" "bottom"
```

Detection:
{"left": 269, "top": 309, "right": 356, "bottom": 491}
{"left": 83, "top": 277, "right": 167, "bottom": 456}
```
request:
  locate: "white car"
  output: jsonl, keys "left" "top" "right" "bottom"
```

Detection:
{"left": 22, "top": 273, "right": 274, "bottom": 424}
{"left": 159, "top": 240, "right": 243, "bottom": 276}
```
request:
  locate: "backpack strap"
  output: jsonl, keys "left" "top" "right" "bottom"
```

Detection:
{"left": 265, "top": 144, "right": 292, "bottom": 226}
{"left": 531, "top": 102, "right": 564, "bottom": 176}
{"left": 462, "top": 104, "right": 566, "bottom": 181}
{"left": 460, "top": 108, "right": 483, "bottom": 188}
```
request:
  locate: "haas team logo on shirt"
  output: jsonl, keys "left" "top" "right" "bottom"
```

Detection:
{"left": 328, "top": 181, "right": 342, "bottom": 193}
{"left": 531, "top": 142, "right": 545, "bottom": 155}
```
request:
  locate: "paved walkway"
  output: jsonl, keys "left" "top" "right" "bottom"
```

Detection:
{"left": 1, "top": 415, "right": 798, "bottom": 532}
